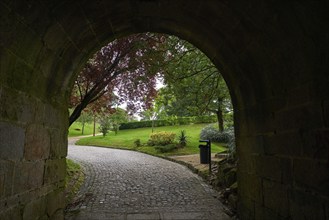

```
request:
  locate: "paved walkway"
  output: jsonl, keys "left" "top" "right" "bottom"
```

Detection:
{"left": 65, "top": 145, "right": 231, "bottom": 220}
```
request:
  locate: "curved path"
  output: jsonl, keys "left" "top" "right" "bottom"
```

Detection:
{"left": 66, "top": 144, "right": 231, "bottom": 220}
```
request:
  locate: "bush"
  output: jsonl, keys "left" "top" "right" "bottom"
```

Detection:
{"left": 200, "top": 125, "right": 235, "bottom": 143}
{"left": 226, "top": 128, "right": 236, "bottom": 160}
{"left": 134, "top": 139, "right": 141, "bottom": 147}
{"left": 154, "top": 144, "right": 177, "bottom": 153}
{"left": 194, "top": 115, "right": 217, "bottom": 124}
{"left": 99, "top": 117, "right": 111, "bottom": 137}
{"left": 200, "top": 125, "right": 236, "bottom": 160}
{"left": 147, "top": 131, "right": 176, "bottom": 146}
{"left": 177, "top": 130, "right": 188, "bottom": 147}
{"left": 176, "top": 117, "right": 193, "bottom": 125}
{"left": 119, "top": 115, "right": 218, "bottom": 130}
{"left": 200, "top": 125, "right": 220, "bottom": 142}
{"left": 216, "top": 130, "right": 233, "bottom": 143}
{"left": 119, "top": 120, "right": 170, "bottom": 130}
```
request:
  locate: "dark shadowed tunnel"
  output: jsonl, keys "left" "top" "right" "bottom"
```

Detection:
{"left": 0, "top": 1, "right": 328, "bottom": 219}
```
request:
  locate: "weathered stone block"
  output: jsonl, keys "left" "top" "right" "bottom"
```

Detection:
{"left": 37, "top": 47, "right": 55, "bottom": 77}
{"left": 49, "top": 129, "right": 67, "bottom": 159}
{"left": 44, "top": 158, "right": 66, "bottom": 184}
{"left": 275, "top": 103, "right": 324, "bottom": 132}
{"left": 262, "top": 179, "right": 289, "bottom": 217}
{"left": 263, "top": 131, "right": 302, "bottom": 157}
{"left": 24, "top": 124, "right": 50, "bottom": 160}
{"left": 286, "top": 83, "right": 312, "bottom": 106}
{"left": 8, "top": 61, "right": 35, "bottom": 95}
{"left": 23, "top": 196, "right": 47, "bottom": 220}
{"left": 34, "top": 100, "right": 47, "bottom": 124}
{"left": 43, "top": 104, "right": 67, "bottom": 128}
{"left": 237, "top": 135, "right": 264, "bottom": 154}
{"left": 238, "top": 172, "right": 262, "bottom": 203}
{"left": 13, "top": 161, "right": 44, "bottom": 193}
{"left": 237, "top": 154, "right": 256, "bottom": 174}
{"left": 255, "top": 155, "right": 281, "bottom": 182}
{"left": 324, "top": 100, "right": 329, "bottom": 127}
{"left": 290, "top": 189, "right": 326, "bottom": 220}
{"left": 0, "top": 87, "right": 36, "bottom": 124}
{"left": 43, "top": 22, "right": 68, "bottom": 51}
{"left": 300, "top": 129, "right": 329, "bottom": 160}
{"left": 39, "top": 215, "right": 49, "bottom": 220}
{"left": 238, "top": 196, "right": 255, "bottom": 220}
{"left": 0, "top": 205, "right": 22, "bottom": 220}
{"left": 47, "top": 190, "right": 65, "bottom": 217}
{"left": 0, "top": 122, "right": 25, "bottom": 160}
{"left": 293, "top": 158, "right": 329, "bottom": 196}
{"left": 280, "top": 158, "right": 293, "bottom": 185}
{"left": 2, "top": 12, "right": 43, "bottom": 68}
{"left": 0, "top": 160, "right": 15, "bottom": 198}
{"left": 0, "top": 174, "right": 4, "bottom": 198}
{"left": 238, "top": 105, "right": 276, "bottom": 135}
{"left": 49, "top": 209, "right": 64, "bottom": 220}
{"left": 255, "top": 204, "right": 283, "bottom": 220}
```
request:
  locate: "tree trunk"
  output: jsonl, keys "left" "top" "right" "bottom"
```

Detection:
{"left": 151, "top": 119, "right": 154, "bottom": 133}
{"left": 93, "top": 114, "right": 96, "bottom": 136}
{"left": 69, "top": 102, "right": 89, "bottom": 126}
{"left": 216, "top": 108, "right": 224, "bottom": 132}
{"left": 81, "top": 122, "right": 85, "bottom": 135}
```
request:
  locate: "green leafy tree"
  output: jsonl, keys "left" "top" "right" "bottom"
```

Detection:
{"left": 109, "top": 108, "right": 129, "bottom": 135}
{"left": 160, "top": 36, "right": 232, "bottom": 132}
{"left": 99, "top": 117, "right": 111, "bottom": 137}
{"left": 76, "top": 110, "right": 93, "bottom": 135}
{"left": 140, "top": 93, "right": 168, "bottom": 132}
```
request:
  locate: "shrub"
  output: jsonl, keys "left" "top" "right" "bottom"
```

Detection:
{"left": 119, "top": 120, "right": 170, "bottom": 130}
{"left": 200, "top": 125, "right": 221, "bottom": 142}
{"left": 119, "top": 115, "right": 218, "bottom": 130}
{"left": 200, "top": 125, "right": 235, "bottom": 143}
{"left": 176, "top": 117, "right": 193, "bottom": 125}
{"left": 194, "top": 115, "right": 217, "bottom": 124}
{"left": 134, "top": 139, "right": 141, "bottom": 147}
{"left": 177, "top": 130, "right": 188, "bottom": 147}
{"left": 154, "top": 144, "right": 177, "bottom": 153}
{"left": 147, "top": 131, "right": 176, "bottom": 146}
{"left": 200, "top": 125, "right": 236, "bottom": 160}
{"left": 226, "top": 128, "right": 236, "bottom": 160}
{"left": 216, "top": 130, "right": 233, "bottom": 143}
{"left": 99, "top": 117, "right": 111, "bottom": 137}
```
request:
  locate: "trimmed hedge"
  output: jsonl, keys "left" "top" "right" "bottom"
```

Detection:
{"left": 119, "top": 115, "right": 217, "bottom": 130}
{"left": 194, "top": 115, "right": 218, "bottom": 123}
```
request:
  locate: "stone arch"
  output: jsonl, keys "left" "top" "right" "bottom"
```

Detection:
{"left": 0, "top": 1, "right": 328, "bottom": 219}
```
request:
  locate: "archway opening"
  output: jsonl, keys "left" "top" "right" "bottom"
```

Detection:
{"left": 65, "top": 32, "right": 237, "bottom": 217}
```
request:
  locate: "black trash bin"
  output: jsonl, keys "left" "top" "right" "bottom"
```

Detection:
{"left": 199, "top": 144, "right": 209, "bottom": 164}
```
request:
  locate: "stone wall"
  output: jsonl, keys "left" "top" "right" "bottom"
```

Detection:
{"left": 1, "top": 2, "right": 69, "bottom": 218}
{"left": 0, "top": 88, "right": 68, "bottom": 219}
{"left": 0, "top": 1, "right": 328, "bottom": 219}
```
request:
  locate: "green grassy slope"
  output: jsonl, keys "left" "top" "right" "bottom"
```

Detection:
{"left": 76, "top": 123, "right": 226, "bottom": 156}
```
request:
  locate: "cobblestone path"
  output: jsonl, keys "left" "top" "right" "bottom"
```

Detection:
{"left": 65, "top": 145, "right": 231, "bottom": 220}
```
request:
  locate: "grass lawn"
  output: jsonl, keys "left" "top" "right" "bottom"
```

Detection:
{"left": 76, "top": 123, "right": 227, "bottom": 156}
{"left": 68, "top": 122, "right": 99, "bottom": 137}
